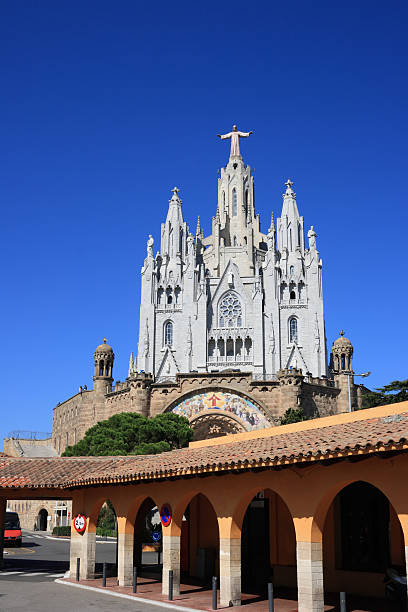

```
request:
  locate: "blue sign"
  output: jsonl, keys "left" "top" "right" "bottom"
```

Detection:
{"left": 152, "top": 530, "right": 161, "bottom": 542}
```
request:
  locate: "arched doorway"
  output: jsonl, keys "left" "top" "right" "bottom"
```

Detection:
{"left": 240, "top": 489, "right": 296, "bottom": 597}
{"left": 37, "top": 508, "right": 48, "bottom": 531}
{"left": 180, "top": 494, "right": 219, "bottom": 584}
{"left": 323, "top": 481, "right": 405, "bottom": 605}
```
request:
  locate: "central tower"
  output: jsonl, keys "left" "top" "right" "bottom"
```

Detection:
{"left": 134, "top": 127, "right": 328, "bottom": 380}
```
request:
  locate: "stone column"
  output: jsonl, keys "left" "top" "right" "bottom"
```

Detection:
{"left": 117, "top": 527, "right": 134, "bottom": 587}
{"left": 161, "top": 535, "right": 180, "bottom": 596}
{"left": 0, "top": 497, "right": 6, "bottom": 569}
{"left": 69, "top": 528, "right": 96, "bottom": 579}
{"left": 296, "top": 540, "right": 324, "bottom": 612}
{"left": 69, "top": 495, "right": 96, "bottom": 580}
{"left": 219, "top": 537, "right": 241, "bottom": 607}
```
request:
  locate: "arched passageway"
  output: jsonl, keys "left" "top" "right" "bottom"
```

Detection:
{"left": 240, "top": 489, "right": 296, "bottom": 597}
{"left": 180, "top": 494, "right": 219, "bottom": 584}
{"left": 37, "top": 508, "right": 48, "bottom": 531}
{"left": 323, "top": 481, "right": 405, "bottom": 606}
{"left": 133, "top": 497, "right": 161, "bottom": 573}
{"left": 95, "top": 499, "right": 118, "bottom": 578}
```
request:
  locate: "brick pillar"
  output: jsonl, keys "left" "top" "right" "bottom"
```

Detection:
{"left": 0, "top": 497, "right": 5, "bottom": 569}
{"left": 219, "top": 537, "right": 241, "bottom": 607}
{"left": 296, "top": 540, "right": 324, "bottom": 612}
{"left": 162, "top": 535, "right": 180, "bottom": 596}
{"left": 117, "top": 526, "right": 134, "bottom": 586}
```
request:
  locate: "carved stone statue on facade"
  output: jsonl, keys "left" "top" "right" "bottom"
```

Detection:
{"left": 217, "top": 125, "right": 253, "bottom": 158}
{"left": 308, "top": 226, "right": 317, "bottom": 250}
{"left": 143, "top": 321, "right": 150, "bottom": 357}
{"left": 147, "top": 234, "right": 154, "bottom": 257}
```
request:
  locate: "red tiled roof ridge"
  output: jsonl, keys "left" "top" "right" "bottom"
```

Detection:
{"left": 0, "top": 408, "right": 407, "bottom": 489}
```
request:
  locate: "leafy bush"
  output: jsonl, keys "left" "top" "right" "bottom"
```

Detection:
{"left": 280, "top": 407, "right": 308, "bottom": 425}
{"left": 52, "top": 526, "right": 71, "bottom": 536}
{"left": 97, "top": 500, "right": 116, "bottom": 532}
{"left": 96, "top": 527, "right": 117, "bottom": 538}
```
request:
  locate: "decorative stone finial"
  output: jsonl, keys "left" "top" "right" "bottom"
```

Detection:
{"left": 103, "top": 338, "right": 107, "bottom": 344}
{"left": 340, "top": 330, "right": 344, "bottom": 337}
{"left": 172, "top": 187, "right": 179, "bottom": 195}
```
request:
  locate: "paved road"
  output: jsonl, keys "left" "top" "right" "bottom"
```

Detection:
{"left": 0, "top": 531, "right": 168, "bottom": 611}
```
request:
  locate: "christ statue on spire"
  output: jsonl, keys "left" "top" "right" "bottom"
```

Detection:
{"left": 217, "top": 125, "right": 253, "bottom": 158}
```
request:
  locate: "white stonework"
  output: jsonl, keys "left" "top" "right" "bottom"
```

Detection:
{"left": 135, "top": 132, "right": 328, "bottom": 379}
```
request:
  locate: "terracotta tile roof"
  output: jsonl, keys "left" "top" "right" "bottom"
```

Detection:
{"left": 1, "top": 409, "right": 408, "bottom": 490}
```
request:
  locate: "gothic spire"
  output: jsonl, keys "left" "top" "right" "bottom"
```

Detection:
{"left": 268, "top": 211, "right": 275, "bottom": 234}
{"left": 195, "top": 215, "right": 202, "bottom": 236}
{"left": 281, "top": 178, "right": 300, "bottom": 220}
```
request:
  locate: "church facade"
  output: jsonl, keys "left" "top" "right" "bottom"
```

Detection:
{"left": 50, "top": 128, "right": 365, "bottom": 454}
{"left": 134, "top": 129, "right": 326, "bottom": 381}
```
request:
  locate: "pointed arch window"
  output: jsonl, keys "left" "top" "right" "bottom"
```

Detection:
{"left": 219, "top": 292, "right": 243, "bottom": 328}
{"left": 164, "top": 321, "right": 173, "bottom": 347}
{"left": 289, "top": 317, "right": 298, "bottom": 343}
{"left": 233, "top": 236, "right": 238, "bottom": 246}
{"left": 232, "top": 189, "right": 237, "bottom": 216}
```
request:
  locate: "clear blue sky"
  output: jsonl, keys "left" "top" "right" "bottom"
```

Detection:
{"left": 1, "top": 1, "right": 407, "bottom": 441}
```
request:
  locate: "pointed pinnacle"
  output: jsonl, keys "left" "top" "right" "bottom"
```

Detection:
{"left": 196, "top": 215, "right": 201, "bottom": 235}
{"left": 269, "top": 211, "right": 275, "bottom": 233}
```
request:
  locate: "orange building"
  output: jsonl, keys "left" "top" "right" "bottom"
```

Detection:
{"left": 1, "top": 401, "right": 408, "bottom": 611}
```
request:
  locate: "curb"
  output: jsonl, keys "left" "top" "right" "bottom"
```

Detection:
{"left": 54, "top": 579, "right": 208, "bottom": 611}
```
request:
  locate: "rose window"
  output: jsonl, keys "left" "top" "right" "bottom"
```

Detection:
{"left": 219, "top": 293, "right": 242, "bottom": 327}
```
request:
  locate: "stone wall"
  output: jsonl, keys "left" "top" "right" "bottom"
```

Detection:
{"left": 6, "top": 499, "right": 71, "bottom": 532}
{"left": 50, "top": 370, "right": 353, "bottom": 454}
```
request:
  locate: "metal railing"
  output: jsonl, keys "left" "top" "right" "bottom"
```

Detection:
{"left": 7, "top": 430, "right": 52, "bottom": 440}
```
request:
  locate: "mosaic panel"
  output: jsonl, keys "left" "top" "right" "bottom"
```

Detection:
{"left": 171, "top": 391, "right": 270, "bottom": 431}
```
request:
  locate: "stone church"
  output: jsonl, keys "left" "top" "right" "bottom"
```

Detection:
{"left": 51, "top": 126, "right": 364, "bottom": 454}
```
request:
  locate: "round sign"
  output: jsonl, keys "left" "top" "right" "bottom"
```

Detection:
{"left": 73, "top": 513, "right": 87, "bottom": 534}
{"left": 152, "top": 530, "right": 162, "bottom": 542}
{"left": 160, "top": 504, "right": 172, "bottom": 527}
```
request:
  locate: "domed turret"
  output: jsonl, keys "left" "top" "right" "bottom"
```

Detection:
{"left": 331, "top": 330, "right": 353, "bottom": 372}
{"left": 93, "top": 338, "right": 114, "bottom": 393}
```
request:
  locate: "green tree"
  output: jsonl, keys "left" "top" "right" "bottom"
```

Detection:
{"left": 280, "top": 407, "right": 308, "bottom": 425}
{"left": 62, "top": 412, "right": 193, "bottom": 457}
{"left": 361, "top": 379, "right": 408, "bottom": 409}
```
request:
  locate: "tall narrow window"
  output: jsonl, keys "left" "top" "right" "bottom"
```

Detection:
{"left": 289, "top": 318, "right": 298, "bottom": 343}
{"left": 233, "top": 235, "right": 237, "bottom": 246}
{"left": 290, "top": 265, "right": 294, "bottom": 276}
{"left": 99, "top": 361, "right": 104, "bottom": 376}
{"left": 232, "top": 189, "right": 237, "bottom": 216}
{"left": 164, "top": 321, "right": 173, "bottom": 347}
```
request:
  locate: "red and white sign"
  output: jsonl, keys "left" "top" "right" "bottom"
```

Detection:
{"left": 73, "top": 513, "right": 87, "bottom": 534}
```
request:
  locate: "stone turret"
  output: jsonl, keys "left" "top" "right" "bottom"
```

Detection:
{"left": 93, "top": 339, "right": 114, "bottom": 394}
{"left": 331, "top": 331, "right": 356, "bottom": 412}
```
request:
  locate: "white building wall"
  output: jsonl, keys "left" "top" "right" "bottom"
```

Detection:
{"left": 134, "top": 151, "right": 327, "bottom": 380}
